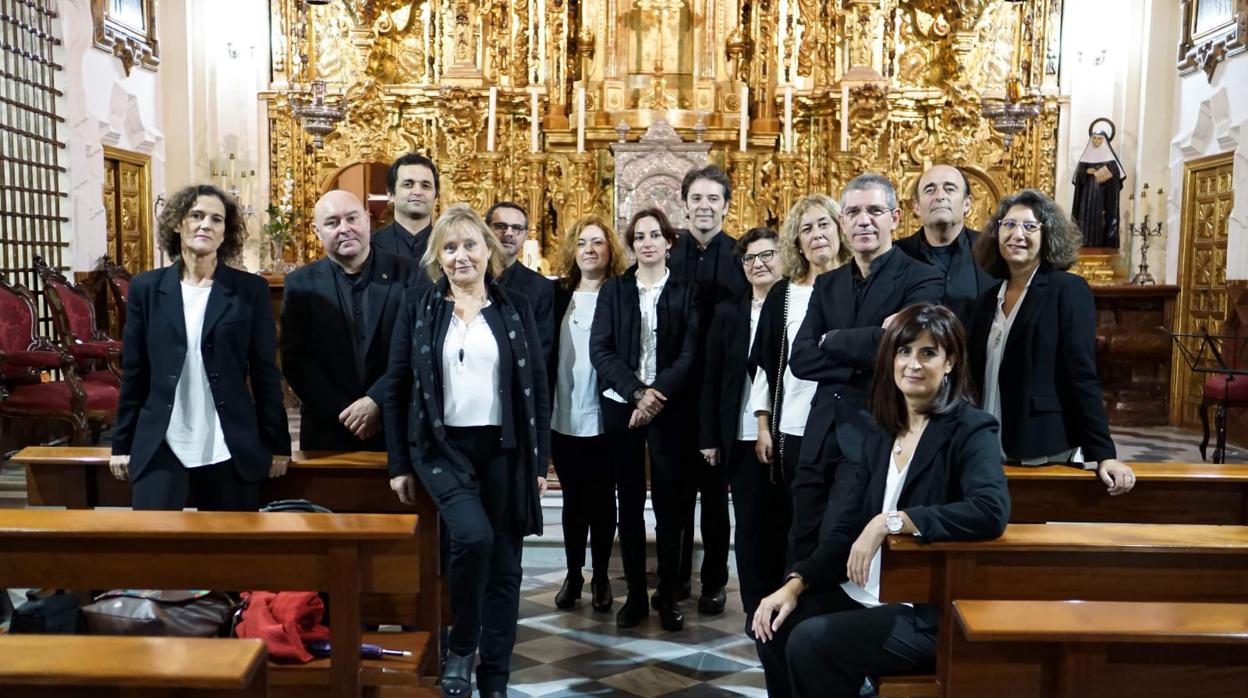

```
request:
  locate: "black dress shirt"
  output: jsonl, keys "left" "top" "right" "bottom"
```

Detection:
{"left": 895, "top": 227, "right": 994, "bottom": 327}
{"left": 372, "top": 221, "right": 432, "bottom": 264}
{"left": 330, "top": 251, "right": 373, "bottom": 383}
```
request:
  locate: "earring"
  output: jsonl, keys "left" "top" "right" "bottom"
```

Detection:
{"left": 942, "top": 374, "right": 950, "bottom": 386}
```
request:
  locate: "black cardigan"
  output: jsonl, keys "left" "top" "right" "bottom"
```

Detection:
{"left": 790, "top": 402, "right": 1011, "bottom": 592}
{"left": 699, "top": 292, "right": 757, "bottom": 452}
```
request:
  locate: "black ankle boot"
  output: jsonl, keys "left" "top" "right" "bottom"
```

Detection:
{"left": 591, "top": 577, "right": 613, "bottom": 612}
{"left": 656, "top": 596, "right": 684, "bottom": 631}
{"left": 441, "top": 651, "right": 475, "bottom": 697}
{"left": 616, "top": 592, "right": 649, "bottom": 628}
{"left": 555, "top": 573, "right": 584, "bottom": 610}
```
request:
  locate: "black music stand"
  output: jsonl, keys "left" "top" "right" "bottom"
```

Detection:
{"left": 1172, "top": 331, "right": 1248, "bottom": 463}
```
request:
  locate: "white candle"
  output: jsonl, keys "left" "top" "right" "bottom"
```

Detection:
{"left": 576, "top": 87, "right": 586, "bottom": 154}
{"left": 486, "top": 87, "right": 498, "bottom": 152}
{"left": 738, "top": 84, "right": 748, "bottom": 152}
{"left": 530, "top": 88, "right": 540, "bottom": 153}
{"left": 840, "top": 84, "right": 850, "bottom": 151}
{"left": 783, "top": 85, "right": 793, "bottom": 153}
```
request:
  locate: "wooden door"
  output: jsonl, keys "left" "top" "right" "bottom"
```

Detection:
{"left": 1171, "top": 152, "right": 1234, "bottom": 427}
{"left": 102, "top": 147, "right": 153, "bottom": 276}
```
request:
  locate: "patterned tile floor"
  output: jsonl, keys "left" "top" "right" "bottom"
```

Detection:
{"left": 1, "top": 424, "right": 1242, "bottom": 696}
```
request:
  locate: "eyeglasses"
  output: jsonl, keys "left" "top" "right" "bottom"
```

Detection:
{"left": 491, "top": 222, "right": 528, "bottom": 235}
{"left": 999, "top": 219, "right": 1042, "bottom": 234}
{"left": 741, "top": 249, "right": 777, "bottom": 265}
{"left": 842, "top": 206, "right": 894, "bottom": 219}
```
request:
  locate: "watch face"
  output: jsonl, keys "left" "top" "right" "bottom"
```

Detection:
{"left": 887, "top": 513, "right": 903, "bottom": 533}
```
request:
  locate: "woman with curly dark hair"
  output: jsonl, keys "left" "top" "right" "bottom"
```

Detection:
{"left": 108, "top": 184, "right": 290, "bottom": 510}
{"left": 969, "top": 188, "right": 1135, "bottom": 495}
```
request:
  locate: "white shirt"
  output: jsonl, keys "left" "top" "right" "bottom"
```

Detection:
{"left": 749, "top": 282, "right": 818, "bottom": 436}
{"left": 553, "top": 291, "right": 603, "bottom": 437}
{"left": 442, "top": 303, "right": 502, "bottom": 427}
{"left": 842, "top": 453, "right": 910, "bottom": 608}
{"left": 165, "top": 283, "right": 231, "bottom": 468}
{"left": 605, "top": 268, "right": 670, "bottom": 403}
{"left": 735, "top": 298, "right": 765, "bottom": 441}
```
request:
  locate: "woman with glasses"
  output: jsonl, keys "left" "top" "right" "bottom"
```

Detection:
{"left": 697, "top": 226, "right": 783, "bottom": 630}
{"left": 550, "top": 216, "right": 628, "bottom": 613}
{"left": 969, "top": 189, "right": 1135, "bottom": 494}
{"left": 590, "top": 207, "right": 700, "bottom": 631}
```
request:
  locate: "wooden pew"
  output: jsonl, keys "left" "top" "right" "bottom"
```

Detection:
{"left": 0, "top": 509, "right": 436, "bottom": 698}
{"left": 0, "top": 635, "right": 268, "bottom": 697}
{"left": 880, "top": 523, "right": 1248, "bottom": 697}
{"left": 1006, "top": 462, "right": 1248, "bottom": 524}
{"left": 947, "top": 599, "right": 1248, "bottom": 698}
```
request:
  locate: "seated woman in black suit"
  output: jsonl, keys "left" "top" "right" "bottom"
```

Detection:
{"left": 969, "top": 189, "right": 1134, "bottom": 494}
{"left": 384, "top": 204, "right": 549, "bottom": 698}
{"left": 590, "top": 207, "right": 700, "bottom": 631}
{"left": 752, "top": 303, "right": 1010, "bottom": 698}
{"left": 108, "top": 184, "right": 289, "bottom": 510}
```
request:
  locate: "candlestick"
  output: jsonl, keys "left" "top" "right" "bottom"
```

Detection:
{"left": 1139, "top": 184, "right": 1150, "bottom": 223}
{"left": 576, "top": 87, "right": 586, "bottom": 154}
{"left": 738, "top": 84, "right": 748, "bottom": 152}
{"left": 783, "top": 85, "right": 793, "bottom": 153}
{"left": 1155, "top": 188, "right": 1164, "bottom": 221}
{"left": 486, "top": 86, "right": 498, "bottom": 152}
{"left": 530, "top": 88, "right": 540, "bottom": 153}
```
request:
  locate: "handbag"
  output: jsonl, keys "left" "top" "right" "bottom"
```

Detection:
{"left": 260, "top": 498, "right": 332, "bottom": 513}
{"left": 82, "top": 590, "right": 234, "bottom": 637}
{"left": 9, "top": 589, "right": 83, "bottom": 634}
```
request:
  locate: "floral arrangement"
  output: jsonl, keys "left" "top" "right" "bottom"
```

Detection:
{"left": 262, "top": 174, "right": 300, "bottom": 246}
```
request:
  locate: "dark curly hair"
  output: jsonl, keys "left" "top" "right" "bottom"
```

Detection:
{"left": 157, "top": 184, "right": 245, "bottom": 262}
{"left": 973, "top": 189, "right": 1082, "bottom": 279}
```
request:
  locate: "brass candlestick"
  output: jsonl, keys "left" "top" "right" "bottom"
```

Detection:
{"left": 1129, "top": 212, "right": 1164, "bottom": 285}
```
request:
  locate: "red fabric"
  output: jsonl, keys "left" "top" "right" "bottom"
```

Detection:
{"left": 235, "top": 591, "right": 330, "bottom": 664}
{"left": 2, "top": 350, "right": 63, "bottom": 369}
{"left": 1203, "top": 375, "right": 1248, "bottom": 404}
{"left": 3, "top": 380, "right": 118, "bottom": 412}
{"left": 0, "top": 291, "right": 37, "bottom": 355}
{"left": 84, "top": 369, "right": 121, "bottom": 386}
{"left": 50, "top": 280, "right": 98, "bottom": 341}
{"left": 69, "top": 341, "right": 121, "bottom": 360}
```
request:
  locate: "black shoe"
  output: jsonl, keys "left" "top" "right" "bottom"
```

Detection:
{"left": 616, "top": 594, "right": 649, "bottom": 628}
{"left": 591, "top": 577, "right": 613, "bottom": 612}
{"left": 697, "top": 587, "right": 726, "bottom": 615}
{"left": 440, "top": 651, "right": 475, "bottom": 697}
{"left": 657, "top": 598, "right": 684, "bottom": 631}
{"left": 555, "top": 573, "right": 584, "bottom": 610}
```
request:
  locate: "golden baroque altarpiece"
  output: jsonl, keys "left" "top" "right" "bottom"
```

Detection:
{"left": 261, "top": 0, "right": 1066, "bottom": 263}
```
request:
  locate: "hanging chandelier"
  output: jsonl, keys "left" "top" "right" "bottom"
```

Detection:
{"left": 290, "top": 80, "right": 347, "bottom": 149}
{"left": 981, "top": 78, "right": 1041, "bottom": 150}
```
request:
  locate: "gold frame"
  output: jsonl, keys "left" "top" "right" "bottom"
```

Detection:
{"left": 91, "top": 0, "right": 160, "bottom": 76}
{"left": 1178, "top": 0, "right": 1247, "bottom": 82}
{"left": 102, "top": 145, "right": 154, "bottom": 274}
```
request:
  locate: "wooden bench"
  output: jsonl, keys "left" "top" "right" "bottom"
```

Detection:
{"left": 880, "top": 523, "right": 1248, "bottom": 697}
{"left": 1006, "top": 462, "right": 1248, "bottom": 524}
{"left": 0, "top": 509, "right": 437, "bottom": 698}
{"left": 0, "top": 635, "right": 267, "bottom": 697}
{"left": 947, "top": 599, "right": 1248, "bottom": 698}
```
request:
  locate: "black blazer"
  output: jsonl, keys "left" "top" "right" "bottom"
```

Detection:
{"left": 788, "top": 249, "right": 944, "bottom": 463}
{"left": 968, "top": 267, "right": 1117, "bottom": 463}
{"left": 112, "top": 261, "right": 291, "bottom": 481}
{"left": 589, "top": 267, "right": 701, "bottom": 425}
{"left": 499, "top": 262, "right": 555, "bottom": 360}
{"left": 280, "top": 251, "right": 419, "bottom": 451}
{"left": 894, "top": 227, "right": 995, "bottom": 326}
{"left": 548, "top": 285, "right": 574, "bottom": 397}
{"left": 371, "top": 220, "right": 432, "bottom": 265}
{"left": 699, "top": 292, "right": 757, "bottom": 452}
{"left": 790, "top": 402, "right": 1011, "bottom": 592}
{"left": 383, "top": 278, "right": 550, "bottom": 535}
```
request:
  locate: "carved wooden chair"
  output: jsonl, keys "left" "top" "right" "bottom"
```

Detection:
{"left": 0, "top": 275, "right": 119, "bottom": 445}
{"left": 103, "top": 254, "right": 131, "bottom": 334}
{"left": 1199, "top": 289, "right": 1248, "bottom": 463}
{"left": 33, "top": 255, "right": 122, "bottom": 386}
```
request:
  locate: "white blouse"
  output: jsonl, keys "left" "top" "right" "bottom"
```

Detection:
{"left": 735, "top": 298, "right": 764, "bottom": 441}
{"left": 165, "top": 283, "right": 231, "bottom": 468}
{"left": 553, "top": 291, "right": 603, "bottom": 437}
{"left": 442, "top": 303, "right": 502, "bottom": 427}
{"left": 749, "top": 282, "right": 818, "bottom": 436}
{"left": 605, "top": 269, "right": 670, "bottom": 404}
{"left": 842, "top": 453, "right": 910, "bottom": 608}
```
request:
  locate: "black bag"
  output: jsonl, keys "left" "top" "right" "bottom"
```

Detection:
{"left": 260, "top": 498, "right": 332, "bottom": 513}
{"left": 10, "top": 589, "right": 83, "bottom": 634}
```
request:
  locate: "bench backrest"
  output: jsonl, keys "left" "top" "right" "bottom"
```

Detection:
{"left": 953, "top": 599, "right": 1248, "bottom": 644}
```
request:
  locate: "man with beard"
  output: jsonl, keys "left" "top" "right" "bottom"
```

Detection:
{"left": 895, "top": 164, "right": 995, "bottom": 325}
{"left": 485, "top": 201, "right": 555, "bottom": 359}
{"left": 372, "top": 153, "right": 439, "bottom": 286}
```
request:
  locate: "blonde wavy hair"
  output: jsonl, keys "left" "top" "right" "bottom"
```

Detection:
{"left": 556, "top": 215, "right": 627, "bottom": 290}
{"left": 421, "top": 204, "right": 506, "bottom": 282}
{"left": 779, "top": 194, "right": 850, "bottom": 281}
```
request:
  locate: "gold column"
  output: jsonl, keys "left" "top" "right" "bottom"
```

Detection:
{"left": 775, "top": 152, "right": 803, "bottom": 220}
{"left": 565, "top": 152, "right": 597, "bottom": 230}
{"left": 524, "top": 151, "right": 550, "bottom": 251}
{"left": 728, "top": 151, "right": 757, "bottom": 234}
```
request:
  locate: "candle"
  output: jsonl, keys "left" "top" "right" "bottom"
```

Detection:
{"left": 738, "top": 84, "right": 748, "bottom": 152}
{"left": 1155, "top": 188, "right": 1164, "bottom": 221}
{"left": 530, "top": 88, "right": 540, "bottom": 153}
{"left": 840, "top": 84, "right": 850, "bottom": 151}
{"left": 576, "top": 87, "right": 586, "bottom": 154}
{"left": 1139, "top": 185, "right": 1149, "bottom": 223}
{"left": 486, "top": 87, "right": 498, "bottom": 152}
{"left": 1125, "top": 193, "right": 1134, "bottom": 228}
{"left": 784, "top": 85, "right": 793, "bottom": 153}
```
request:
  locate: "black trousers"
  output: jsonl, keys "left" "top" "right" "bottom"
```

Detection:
{"left": 440, "top": 426, "right": 524, "bottom": 693}
{"left": 789, "top": 414, "right": 868, "bottom": 567}
{"left": 677, "top": 441, "right": 731, "bottom": 593}
{"left": 729, "top": 438, "right": 792, "bottom": 631}
{"left": 550, "top": 432, "right": 616, "bottom": 580}
{"left": 757, "top": 585, "right": 937, "bottom": 698}
{"left": 602, "top": 399, "right": 686, "bottom": 601}
{"left": 131, "top": 441, "right": 260, "bottom": 511}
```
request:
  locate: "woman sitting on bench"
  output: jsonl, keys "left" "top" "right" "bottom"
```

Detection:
{"left": 751, "top": 303, "right": 1011, "bottom": 698}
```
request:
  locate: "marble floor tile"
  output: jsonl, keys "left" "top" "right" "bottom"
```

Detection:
{"left": 599, "top": 665, "right": 701, "bottom": 697}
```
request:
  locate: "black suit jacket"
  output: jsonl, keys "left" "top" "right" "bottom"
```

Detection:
{"left": 280, "top": 251, "right": 419, "bottom": 451}
{"left": 788, "top": 249, "right": 944, "bottom": 465}
{"left": 790, "top": 403, "right": 1011, "bottom": 592}
{"left": 499, "top": 261, "right": 555, "bottom": 361}
{"left": 371, "top": 221, "right": 431, "bottom": 262}
{"left": 700, "top": 293, "right": 757, "bottom": 453}
{"left": 112, "top": 261, "right": 290, "bottom": 481}
{"left": 894, "top": 227, "right": 994, "bottom": 326}
{"left": 968, "top": 267, "right": 1117, "bottom": 463}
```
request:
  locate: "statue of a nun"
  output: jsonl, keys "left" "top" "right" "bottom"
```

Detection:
{"left": 1071, "top": 118, "right": 1127, "bottom": 247}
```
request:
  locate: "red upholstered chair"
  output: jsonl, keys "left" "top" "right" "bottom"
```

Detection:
{"left": 1199, "top": 292, "right": 1248, "bottom": 463}
{"left": 103, "top": 255, "right": 131, "bottom": 334}
{"left": 0, "top": 275, "right": 119, "bottom": 445}
{"left": 33, "top": 255, "right": 122, "bottom": 386}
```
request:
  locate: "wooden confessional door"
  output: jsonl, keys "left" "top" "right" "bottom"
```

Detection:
{"left": 102, "top": 147, "right": 153, "bottom": 276}
{"left": 1171, "top": 152, "right": 1235, "bottom": 427}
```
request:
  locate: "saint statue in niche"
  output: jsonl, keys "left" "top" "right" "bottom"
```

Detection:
{"left": 1071, "top": 118, "right": 1127, "bottom": 248}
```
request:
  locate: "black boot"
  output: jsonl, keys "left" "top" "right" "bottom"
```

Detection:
{"left": 616, "top": 590, "right": 649, "bottom": 628}
{"left": 656, "top": 595, "right": 684, "bottom": 631}
{"left": 440, "top": 651, "right": 475, "bottom": 697}
{"left": 591, "top": 576, "right": 613, "bottom": 612}
{"left": 555, "top": 573, "right": 584, "bottom": 610}
{"left": 698, "top": 586, "right": 727, "bottom": 615}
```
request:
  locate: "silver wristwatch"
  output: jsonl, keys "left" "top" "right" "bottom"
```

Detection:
{"left": 885, "top": 511, "right": 904, "bottom": 535}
